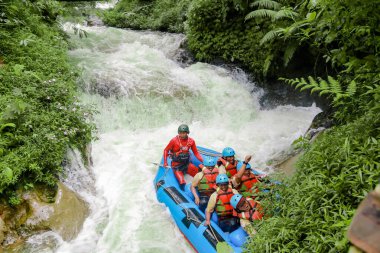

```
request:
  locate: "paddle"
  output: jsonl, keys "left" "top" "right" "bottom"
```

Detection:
{"left": 152, "top": 162, "right": 171, "bottom": 169}
{"left": 207, "top": 224, "right": 234, "bottom": 253}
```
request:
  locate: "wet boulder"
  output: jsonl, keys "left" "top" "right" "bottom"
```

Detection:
{"left": 23, "top": 182, "right": 89, "bottom": 241}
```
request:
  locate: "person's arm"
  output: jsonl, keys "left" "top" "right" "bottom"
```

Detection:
{"left": 163, "top": 139, "right": 174, "bottom": 167}
{"left": 204, "top": 193, "right": 216, "bottom": 226}
{"left": 217, "top": 158, "right": 226, "bottom": 174}
{"left": 191, "top": 174, "right": 201, "bottom": 205}
{"left": 191, "top": 185, "right": 200, "bottom": 205}
{"left": 205, "top": 210, "right": 211, "bottom": 226}
{"left": 230, "top": 176, "right": 239, "bottom": 188}
{"left": 191, "top": 140, "right": 203, "bottom": 162}
{"left": 234, "top": 155, "right": 252, "bottom": 184}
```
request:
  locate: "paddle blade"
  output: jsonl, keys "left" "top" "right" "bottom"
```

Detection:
{"left": 216, "top": 242, "right": 233, "bottom": 253}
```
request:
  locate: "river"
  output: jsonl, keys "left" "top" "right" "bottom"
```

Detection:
{"left": 23, "top": 18, "right": 320, "bottom": 253}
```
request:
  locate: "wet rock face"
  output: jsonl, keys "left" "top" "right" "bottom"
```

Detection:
{"left": 0, "top": 217, "right": 5, "bottom": 244}
{"left": 24, "top": 182, "right": 89, "bottom": 241}
{"left": 174, "top": 48, "right": 195, "bottom": 68}
{"left": 1, "top": 182, "right": 89, "bottom": 249}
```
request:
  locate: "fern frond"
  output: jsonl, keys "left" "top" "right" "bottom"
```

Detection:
{"left": 283, "top": 43, "right": 298, "bottom": 66}
{"left": 319, "top": 90, "right": 332, "bottom": 96}
{"left": 328, "top": 76, "right": 342, "bottom": 94}
{"left": 295, "top": 78, "right": 307, "bottom": 89}
{"left": 245, "top": 9, "right": 277, "bottom": 21}
{"left": 333, "top": 93, "right": 344, "bottom": 102}
{"left": 274, "top": 8, "right": 298, "bottom": 21}
{"left": 307, "top": 76, "right": 318, "bottom": 88}
{"left": 260, "top": 28, "right": 283, "bottom": 45}
{"left": 319, "top": 78, "right": 329, "bottom": 90}
{"left": 263, "top": 54, "right": 273, "bottom": 76}
{"left": 310, "top": 87, "right": 322, "bottom": 94}
{"left": 250, "top": 0, "right": 281, "bottom": 10}
{"left": 346, "top": 80, "right": 357, "bottom": 96}
{"left": 300, "top": 84, "right": 315, "bottom": 91}
{"left": 282, "top": 75, "right": 349, "bottom": 100}
{"left": 291, "top": 78, "right": 300, "bottom": 86}
{"left": 285, "top": 78, "right": 299, "bottom": 86}
{"left": 285, "top": 25, "right": 299, "bottom": 37}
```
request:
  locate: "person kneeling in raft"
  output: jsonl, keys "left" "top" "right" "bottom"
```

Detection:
{"left": 191, "top": 156, "right": 219, "bottom": 213}
{"left": 230, "top": 194, "right": 264, "bottom": 236}
{"left": 204, "top": 174, "right": 240, "bottom": 233}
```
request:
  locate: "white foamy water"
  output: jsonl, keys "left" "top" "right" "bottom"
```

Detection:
{"left": 47, "top": 23, "right": 321, "bottom": 253}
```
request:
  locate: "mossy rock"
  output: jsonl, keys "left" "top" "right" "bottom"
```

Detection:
{"left": 24, "top": 182, "right": 89, "bottom": 241}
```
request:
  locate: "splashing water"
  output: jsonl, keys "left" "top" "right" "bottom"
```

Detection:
{"left": 45, "top": 23, "right": 321, "bottom": 253}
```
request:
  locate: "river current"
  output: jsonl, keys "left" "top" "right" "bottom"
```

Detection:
{"left": 23, "top": 18, "right": 320, "bottom": 253}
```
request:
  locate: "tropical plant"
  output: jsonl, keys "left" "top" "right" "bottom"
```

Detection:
{"left": 0, "top": 0, "right": 95, "bottom": 201}
{"left": 102, "top": 0, "right": 192, "bottom": 32}
{"left": 281, "top": 76, "right": 356, "bottom": 103}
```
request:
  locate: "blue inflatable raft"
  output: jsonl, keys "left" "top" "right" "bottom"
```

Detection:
{"left": 154, "top": 146, "right": 253, "bottom": 253}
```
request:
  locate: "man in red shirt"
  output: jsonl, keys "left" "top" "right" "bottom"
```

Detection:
{"left": 163, "top": 124, "right": 204, "bottom": 186}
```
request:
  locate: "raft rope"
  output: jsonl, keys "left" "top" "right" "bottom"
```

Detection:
{"left": 165, "top": 189, "right": 223, "bottom": 243}
{"left": 153, "top": 162, "right": 221, "bottom": 243}
{"left": 198, "top": 149, "right": 222, "bottom": 157}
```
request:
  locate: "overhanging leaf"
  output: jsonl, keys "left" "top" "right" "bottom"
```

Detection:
{"left": 216, "top": 242, "right": 233, "bottom": 253}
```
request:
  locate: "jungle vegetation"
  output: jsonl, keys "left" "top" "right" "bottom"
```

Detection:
{"left": 0, "top": 0, "right": 378, "bottom": 251}
{"left": 104, "top": 0, "right": 380, "bottom": 251}
{"left": 0, "top": 0, "right": 94, "bottom": 204}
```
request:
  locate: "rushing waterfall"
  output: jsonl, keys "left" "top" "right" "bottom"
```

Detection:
{"left": 27, "top": 22, "right": 320, "bottom": 253}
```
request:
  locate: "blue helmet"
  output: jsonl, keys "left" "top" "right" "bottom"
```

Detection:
{"left": 237, "top": 161, "right": 251, "bottom": 171}
{"left": 230, "top": 194, "right": 244, "bottom": 209}
{"left": 203, "top": 157, "right": 217, "bottom": 167}
{"left": 222, "top": 147, "right": 235, "bottom": 157}
{"left": 216, "top": 174, "right": 229, "bottom": 184}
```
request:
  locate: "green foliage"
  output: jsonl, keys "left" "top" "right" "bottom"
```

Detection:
{"left": 0, "top": 0, "right": 94, "bottom": 201}
{"left": 281, "top": 76, "right": 357, "bottom": 103}
{"left": 248, "top": 113, "right": 380, "bottom": 252}
{"left": 291, "top": 135, "right": 310, "bottom": 150}
{"left": 250, "top": 0, "right": 281, "bottom": 10}
{"left": 102, "top": 0, "right": 191, "bottom": 32}
{"left": 8, "top": 195, "right": 22, "bottom": 206}
{"left": 245, "top": 7, "right": 297, "bottom": 22}
{"left": 185, "top": 0, "right": 275, "bottom": 78}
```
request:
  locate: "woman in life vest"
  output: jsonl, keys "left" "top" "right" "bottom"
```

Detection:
{"left": 217, "top": 147, "right": 238, "bottom": 178}
{"left": 232, "top": 161, "right": 260, "bottom": 198}
{"left": 191, "top": 156, "right": 219, "bottom": 212}
{"left": 230, "top": 194, "right": 263, "bottom": 235}
{"left": 163, "top": 124, "right": 203, "bottom": 186}
{"left": 204, "top": 174, "right": 240, "bottom": 233}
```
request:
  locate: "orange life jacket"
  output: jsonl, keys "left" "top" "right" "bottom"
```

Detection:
{"left": 215, "top": 187, "right": 234, "bottom": 218}
{"left": 198, "top": 167, "right": 218, "bottom": 196}
{"left": 238, "top": 172, "right": 259, "bottom": 197}
{"left": 218, "top": 158, "right": 238, "bottom": 177}
{"left": 235, "top": 198, "right": 263, "bottom": 221}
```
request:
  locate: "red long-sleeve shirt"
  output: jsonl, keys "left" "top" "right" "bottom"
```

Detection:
{"left": 163, "top": 136, "right": 203, "bottom": 166}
